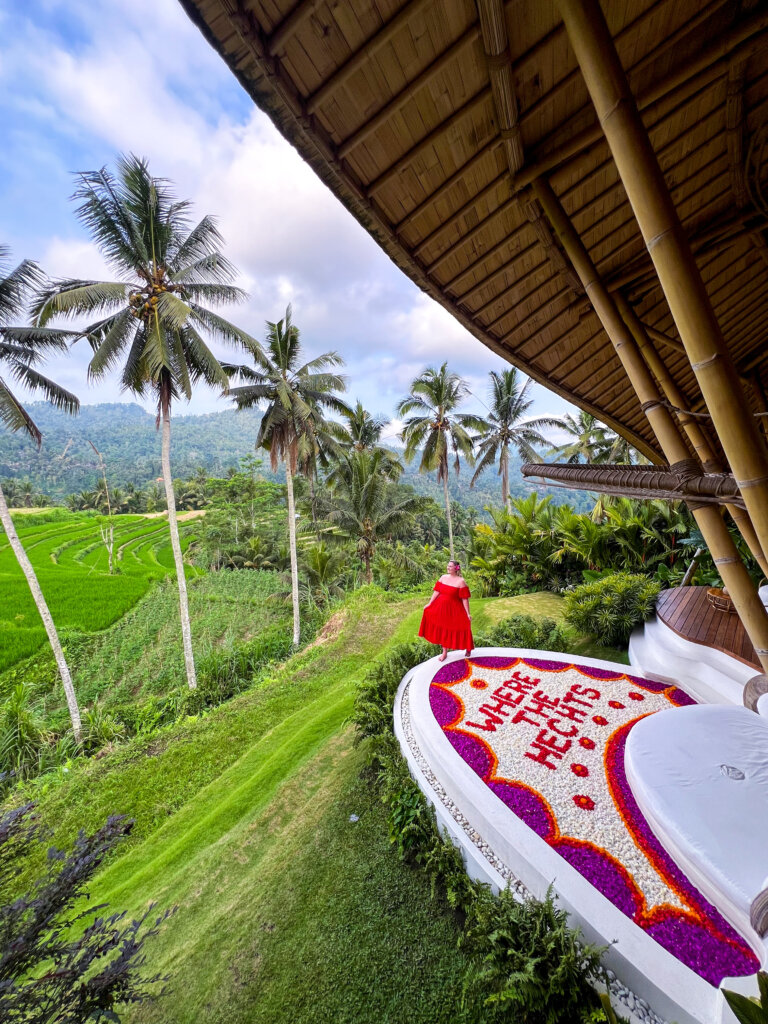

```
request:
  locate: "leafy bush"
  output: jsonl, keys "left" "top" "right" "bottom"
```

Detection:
{"left": 480, "top": 614, "right": 570, "bottom": 653}
{"left": 462, "top": 886, "right": 606, "bottom": 1023}
{"left": 78, "top": 702, "right": 126, "bottom": 754}
{"left": 0, "top": 804, "right": 174, "bottom": 1022}
{"left": 352, "top": 640, "right": 431, "bottom": 743}
{"left": 0, "top": 684, "right": 49, "bottom": 782}
{"left": 564, "top": 573, "right": 660, "bottom": 648}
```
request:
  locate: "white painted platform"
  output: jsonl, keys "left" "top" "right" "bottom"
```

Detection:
{"left": 629, "top": 616, "right": 755, "bottom": 707}
{"left": 395, "top": 648, "right": 761, "bottom": 1024}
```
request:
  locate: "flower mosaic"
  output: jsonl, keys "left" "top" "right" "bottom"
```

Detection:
{"left": 429, "top": 655, "right": 760, "bottom": 985}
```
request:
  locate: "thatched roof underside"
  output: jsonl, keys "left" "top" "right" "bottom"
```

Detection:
{"left": 179, "top": 0, "right": 768, "bottom": 464}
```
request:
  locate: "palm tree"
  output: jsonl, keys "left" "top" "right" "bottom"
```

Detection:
{"left": 396, "top": 363, "right": 481, "bottom": 558}
{"left": 604, "top": 431, "right": 652, "bottom": 466}
{"left": 546, "top": 409, "right": 614, "bottom": 464}
{"left": 225, "top": 306, "right": 349, "bottom": 646}
{"left": 316, "top": 448, "right": 424, "bottom": 584}
{"left": 327, "top": 400, "right": 402, "bottom": 487}
{"left": 34, "top": 155, "right": 257, "bottom": 689}
{"left": 470, "top": 368, "right": 565, "bottom": 510}
{"left": 0, "top": 247, "right": 82, "bottom": 739}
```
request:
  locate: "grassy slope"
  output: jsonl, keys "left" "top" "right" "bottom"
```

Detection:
{"left": 9, "top": 589, "right": 631, "bottom": 1022}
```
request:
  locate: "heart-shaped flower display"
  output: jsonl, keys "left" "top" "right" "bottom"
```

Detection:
{"left": 418, "top": 654, "right": 759, "bottom": 988}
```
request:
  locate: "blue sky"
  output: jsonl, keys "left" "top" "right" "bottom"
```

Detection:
{"left": 0, "top": 0, "right": 576, "bottom": 440}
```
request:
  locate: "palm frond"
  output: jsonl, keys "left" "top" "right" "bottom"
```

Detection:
{"left": 0, "top": 377, "right": 41, "bottom": 444}
{"left": 10, "top": 365, "right": 79, "bottom": 414}
{"left": 33, "top": 280, "right": 129, "bottom": 326}
{"left": 88, "top": 308, "right": 139, "bottom": 379}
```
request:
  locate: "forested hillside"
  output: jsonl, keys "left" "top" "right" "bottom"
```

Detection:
{"left": 0, "top": 403, "right": 592, "bottom": 511}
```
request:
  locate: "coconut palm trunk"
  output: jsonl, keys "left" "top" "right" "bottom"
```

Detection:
{"left": 501, "top": 446, "right": 511, "bottom": 513}
{"left": 0, "top": 482, "right": 82, "bottom": 739}
{"left": 160, "top": 400, "right": 197, "bottom": 689}
{"left": 442, "top": 472, "right": 455, "bottom": 559}
{"left": 284, "top": 461, "right": 301, "bottom": 646}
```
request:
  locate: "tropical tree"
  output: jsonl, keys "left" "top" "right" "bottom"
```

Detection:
{"left": 470, "top": 367, "right": 564, "bottom": 509}
{"left": 316, "top": 448, "right": 424, "bottom": 584}
{"left": 604, "top": 430, "right": 651, "bottom": 466}
{"left": 34, "top": 155, "right": 257, "bottom": 689}
{"left": 396, "top": 362, "right": 481, "bottom": 558}
{"left": 325, "top": 397, "right": 405, "bottom": 485}
{"left": 546, "top": 409, "right": 614, "bottom": 464}
{"left": 225, "top": 306, "right": 349, "bottom": 645}
{"left": 0, "top": 247, "right": 82, "bottom": 739}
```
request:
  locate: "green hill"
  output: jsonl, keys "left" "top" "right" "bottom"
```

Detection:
{"left": 0, "top": 402, "right": 593, "bottom": 512}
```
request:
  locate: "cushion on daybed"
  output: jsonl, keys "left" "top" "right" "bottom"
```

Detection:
{"left": 626, "top": 704, "right": 768, "bottom": 950}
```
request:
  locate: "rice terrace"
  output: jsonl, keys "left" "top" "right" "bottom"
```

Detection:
{"left": 3, "top": 1, "right": 768, "bottom": 1024}
{"left": 0, "top": 511, "right": 200, "bottom": 674}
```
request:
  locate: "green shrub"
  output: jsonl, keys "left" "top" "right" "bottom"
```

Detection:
{"left": 0, "top": 684, "right": 48, "bottom": 782}
{"left": 78, "top": 702, "right": 126, "bottom": 754}
{"left": 564, "top": 573, "right": 660, "bottom": 648}
{"left": 352, "top": 640, "right": 431, "bottom": 743}
{"left": 462, "top": 886, "right": 605, "bottom": 1023}
{"left": 480, "top": 614, "right": 570, "bottom": 653}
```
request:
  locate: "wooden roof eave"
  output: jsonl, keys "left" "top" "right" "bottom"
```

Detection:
{"left": 178, "top": 0, "right": 664, "bottom": 463}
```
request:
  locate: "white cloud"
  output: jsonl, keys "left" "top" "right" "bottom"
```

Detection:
{"left": 3, "top": 0, "right": 580, "bottom": 430}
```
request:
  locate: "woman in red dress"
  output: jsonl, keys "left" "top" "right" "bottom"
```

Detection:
{"left": 419, "top": 559, "right": 473, "bottom": 661}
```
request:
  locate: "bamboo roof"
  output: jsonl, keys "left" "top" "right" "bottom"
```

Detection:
{"left": 179, "top": 0, "right": 768, "bottom": 463}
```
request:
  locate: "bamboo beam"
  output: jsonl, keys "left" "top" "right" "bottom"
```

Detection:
{"left": 517, "top": 0, "right": 729, "bottom": 147}
{"left": 520, "top": 462, "right": 745, "bottom": 506}
{"left": 617, "top": 293, "right": 768, "bottom": 576}
{"left": 557, "top": 0, "right": 768, "bottom": 669}
{"left": 305, "top": 0, "right": 436, "bottom": 113}
{"left": 266, "top": 0, "right": 323, "bottom": 56}
{"left": 475, "top": 0, "right": 523, "bottom": 173}
{"left": 524, "top": 195, "right": 584, "bottom": 297}
{"left": 515, "top": 9, "right": 768, "bottom": 191}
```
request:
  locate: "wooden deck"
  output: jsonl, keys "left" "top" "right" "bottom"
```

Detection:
{"left": 655, "top": 587, "right": 760, "bottom": 670}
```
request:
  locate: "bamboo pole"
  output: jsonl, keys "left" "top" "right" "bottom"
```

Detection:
{"left": 616, "top": 293, "right": 768, "bottom": 577}
{"left": 558, "top": 0, "right": 768, "bottom": 583}
{"left": 532, "top": 175, "right": 768, "bottom": 673}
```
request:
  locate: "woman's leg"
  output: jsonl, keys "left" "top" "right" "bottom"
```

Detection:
{"left": 438, "top": 646, "right": 448, "bottom": 662}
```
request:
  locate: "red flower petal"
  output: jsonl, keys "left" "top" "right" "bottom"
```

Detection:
{"left": 570, "top": 763, "right": 589, "bottom": 777}
{"left": 608, "top": 700, "right": 625, "bottom": 710}
{"left": 592, "top": 715, "right": 608, "bottom": 726}
{"left": 628, "top": 691, "right": 645, "bottom": 701}
{"left": 579, "top": 737, "right": 595, "bottom": 750}
{"left": 573, "top": 794, "right": 595, "bottom": 811}
{"left": 470, "top": 679, "right": 488, "bottom": 689}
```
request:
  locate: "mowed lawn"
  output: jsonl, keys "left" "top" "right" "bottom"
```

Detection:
{"left": 0, "top": 511, "right": 199, "bottom": 673}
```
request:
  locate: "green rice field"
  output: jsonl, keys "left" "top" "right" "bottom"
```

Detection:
{"left": 0, "top": 511, "right": 200, "bottom": 673}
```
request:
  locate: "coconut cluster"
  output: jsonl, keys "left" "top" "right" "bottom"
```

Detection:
{"left": 129, "top": 280, "right": 181, "bottom": 319}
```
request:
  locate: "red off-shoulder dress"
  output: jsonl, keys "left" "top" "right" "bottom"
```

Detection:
{"left": 419, "top": 580, "right": 474, "bottom": 650}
